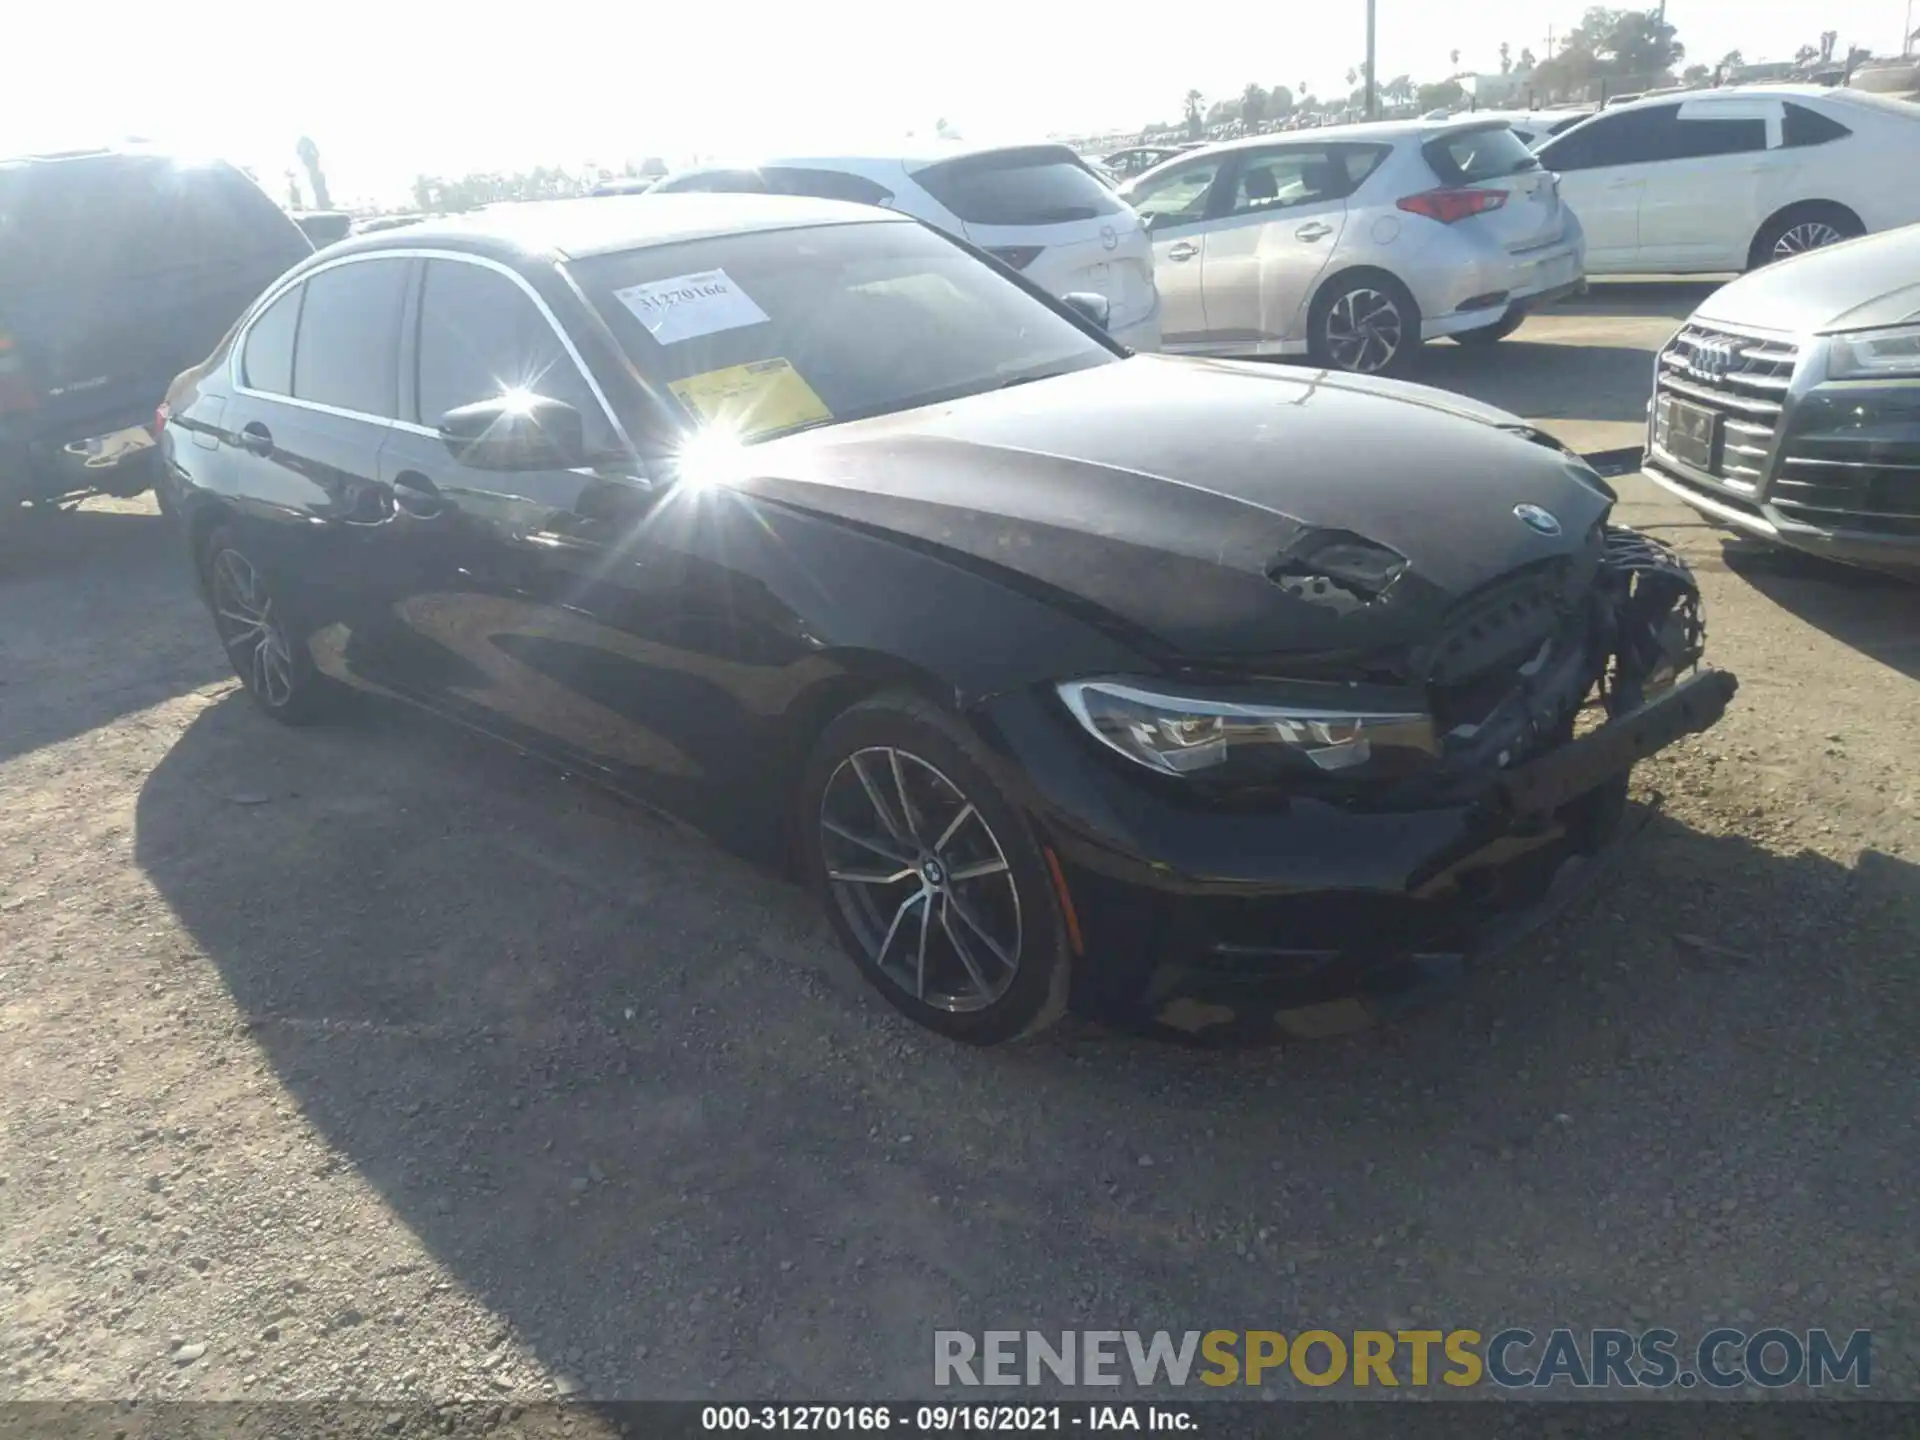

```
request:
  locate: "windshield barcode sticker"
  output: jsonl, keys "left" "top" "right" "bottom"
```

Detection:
{"left": 612, "top": 269, "right": 770, "bottom": 345}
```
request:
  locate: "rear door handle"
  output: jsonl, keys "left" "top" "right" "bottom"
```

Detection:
{"left": 1166, "top": 241, "right": 1198, "bottom": 261}
{"left": 239, "top": 421, "right": 273, "bottom": 457}
{"left": 1295, "top": 222, "right": 1333, "bottom": 242}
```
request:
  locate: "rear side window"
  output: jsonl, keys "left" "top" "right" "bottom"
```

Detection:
{"left": 1783, "top": 102, "right": 1853, "bottom": 147}
{"left": 414, "top": 259, "right": 614, "bottom": 451}
{"left": 0, "top": 156, "right": 302, "bottom": 282}
{"left": 242, "top": 284, "right": 302, "bottom": 395}
{"left": 291, "top": 259, "right": 406, "bottom": 417}
{"left": 764, "top": 167, "right": 895, "bottom": 206}
{"left": 1672, "top": 115, "right": 1768, "bottom": 158}
{"left": 1424, "top": 127, "right": 1541, "bottom": 184}
{"left": 1122, "top": 156, "right": 1226, "bottom": 229}
{"left": 914, "top": 149, "right": 1123, "bottom": 226}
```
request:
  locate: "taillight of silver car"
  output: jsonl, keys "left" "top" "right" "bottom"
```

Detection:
{"left": 1397, "top": 188, "right": 1509, "bottom": 224}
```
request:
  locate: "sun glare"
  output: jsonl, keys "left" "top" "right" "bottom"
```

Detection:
{"left": 673, "top": 425, "right": 752, "bottom": 492}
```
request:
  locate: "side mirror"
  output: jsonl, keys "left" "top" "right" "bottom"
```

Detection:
{"left": 438, "top": 393, "right": 588, "bottom": 472}
{"left": 1061, "top": 292, "right": 1113, "bottom": 331}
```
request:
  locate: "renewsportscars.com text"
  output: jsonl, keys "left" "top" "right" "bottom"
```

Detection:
{"left": 934, "top": 1328, "right": 1872, "bottom": 1390}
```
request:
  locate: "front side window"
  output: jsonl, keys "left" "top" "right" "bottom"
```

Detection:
{"left": 414, "top": 259, "right": 615, "bottom": 452}
{"left": 290, "top": 259, "right": 406, "bottom": 417}
{"left": 242, "top": 283, "right": 302, "bottom": 395}
{"left": 1225, "top": 147, "right": 1377, "bottom": 217}
{"left": 1538, "top": 105, "right": 1683, "bottom": 170}
{"left": 573, "top": 218, "right": 1116, "bottom": 443}
{"left": 1123, "top": 157, "right": 1225, "bottom": 228}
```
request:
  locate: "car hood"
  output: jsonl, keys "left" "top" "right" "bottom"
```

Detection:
{"left": 736, "top": 355, "right": 1614, "bottom": 672}
{"left": 1694, "top": 226, "right": 1920, "bottom": 335}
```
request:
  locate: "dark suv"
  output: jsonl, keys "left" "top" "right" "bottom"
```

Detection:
{"left": 0, "top": 147, "right": 311, "bottom": 515}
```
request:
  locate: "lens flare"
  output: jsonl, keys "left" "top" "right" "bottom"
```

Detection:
{"left": 673, "top": 425, "right": 751, "bottom": 491}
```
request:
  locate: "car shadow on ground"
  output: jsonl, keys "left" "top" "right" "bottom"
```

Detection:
{"left": 133, "top": 691, "right": 1920, "bottom": 1396}
{"left": 1721, "top": 538, "right": 1920, "bottom": 682}
{"left": 1410, "top": 340, "right": 1656, "bottom": 427}
{"left": 0, "top": 503, "right": 230, "bottom": 764}
{"left": 1557, "top": 280, "right": 1727, "bottom": 321}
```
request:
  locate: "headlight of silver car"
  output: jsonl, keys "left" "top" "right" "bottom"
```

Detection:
{"left": 1827, "top": 323, "right": 1920, "bottom": 381}
{"left": 1056, "top": 679, "right": 1438, "bottom": 780}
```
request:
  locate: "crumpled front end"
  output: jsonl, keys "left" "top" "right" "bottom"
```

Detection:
{"left": 983, "top": 525, "right": 1738, "bottom": 1040}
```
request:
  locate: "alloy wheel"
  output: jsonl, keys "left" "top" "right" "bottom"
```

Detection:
{"left": 1324, "top": 288, "right": 1405, "bottom": 373}
{"left": 818, "top": 746, "right": 1023, "bottom": 1013}
{"left": 1772, "top": 220, "right": 1845, "bottom": 259}
{"left": 210, "top": 548, "right": 296, "bottom": 708}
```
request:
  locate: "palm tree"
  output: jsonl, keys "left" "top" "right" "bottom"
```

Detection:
{"left": 1183, "top": 88, "right": 1205, "bottom": 137}
{"left": 1450, "top": 48, "right": 1462, "bottom": 70}
{"left": 295, "top": 136, "right": 331, "bottom": 211}
{"left": 1241, "top": 82, "right": 1267, "bottom": 125}
{"left": 1499, "top": 41, "right": 1512, "bottom": 73}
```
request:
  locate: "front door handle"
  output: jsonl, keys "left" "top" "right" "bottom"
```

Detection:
{"left": 239, "top": 421, "right": 273, "bottom": 457}
{"left": 1166, "top": 241, "right": 1198, "bottom": 262}
{"left": 391, "top": 474, "right": 446, "bottom": 519}
{"left": 1295, "top": 222, "right": 1333, "bottom": 242}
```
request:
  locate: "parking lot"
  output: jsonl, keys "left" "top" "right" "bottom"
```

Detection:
{"left": 2, "top": 283, "right": 1916, "bottom": 1402}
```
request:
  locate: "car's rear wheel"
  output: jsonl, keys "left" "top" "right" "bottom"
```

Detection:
{"left": 1749, "top": 204, "right": 1863, "bottom": 269}
{"left": 798, "top": 693, "right": 1071, "bottom": 1045}
{"left": 1308, "top": 274, "right": 1420, "bottom": 375}
{"left": 1452, "top": 307, "right": 1527, "bottom": 346}
{"left": 201, "top": 526, "right": 332, "bottom": 724}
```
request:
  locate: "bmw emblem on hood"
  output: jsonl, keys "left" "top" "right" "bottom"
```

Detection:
{"left": 1513, "top": 503, "right": 1562, "bottom": 536}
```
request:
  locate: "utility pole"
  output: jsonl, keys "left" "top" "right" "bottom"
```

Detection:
{"left": 1365, "top": 0, "right": 1379, "bottom": 119}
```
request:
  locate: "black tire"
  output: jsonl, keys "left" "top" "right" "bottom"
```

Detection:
{"left": 199, "top": 525, "right": 334, "bottom": 725}
{"left": 1307, "top": 272, "right": 1421, "bottom": 375}
{"left": 1452, "top": 307, "right": 1527, "bottom": 346}
{"left": 1748, "top": 204, "right": 1863, "bottom": 270}
{"left": 797, "top": 692, "right": 1072, "bottom": 1045}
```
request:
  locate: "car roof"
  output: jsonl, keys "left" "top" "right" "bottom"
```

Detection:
{"left": 1595, "top": 83, "right": 1850, "bottom": 114}
{"left": 1187, "top": 116, "right": 1513, "bottom": 153}
{"left": 328, "top": 193, "right": 906, "bottom": 264}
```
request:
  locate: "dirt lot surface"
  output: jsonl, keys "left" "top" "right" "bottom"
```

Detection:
{"left": 3, "top": 283, "right": 1916, "bottom": 1407}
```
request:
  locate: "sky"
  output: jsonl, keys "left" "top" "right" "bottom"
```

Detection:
{"left": 4, "top": 0, "right": 1913, "bottom": 207}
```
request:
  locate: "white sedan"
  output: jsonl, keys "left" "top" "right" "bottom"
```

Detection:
{"left": 1533, "top": 86, "right": 1920, "bottom": 274}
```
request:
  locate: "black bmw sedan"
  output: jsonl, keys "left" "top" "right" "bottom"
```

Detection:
{"left": 159, "top": 193, "right": 1736, "bottom": 1044}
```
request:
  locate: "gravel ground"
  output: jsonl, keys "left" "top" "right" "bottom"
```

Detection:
{"left": 2, "top": 285, "right": 1916, "bottom": 1408}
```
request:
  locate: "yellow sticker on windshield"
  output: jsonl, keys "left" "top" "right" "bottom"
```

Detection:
{"left": 669, "top": 358, "right": 832, "bottom": 439}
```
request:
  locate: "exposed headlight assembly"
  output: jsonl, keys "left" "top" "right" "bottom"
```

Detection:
{"left": 1827, "top": 323, "right": 1920, "bottom": 380}
{"left": 1056, "top": 679, "right": 1438, "bottom": 779}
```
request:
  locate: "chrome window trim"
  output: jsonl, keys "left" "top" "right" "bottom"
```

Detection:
{"left": 229, "top": 248, "right": 633, "bottom": 451}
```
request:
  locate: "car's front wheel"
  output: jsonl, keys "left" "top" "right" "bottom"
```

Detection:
{"left": 798, "top": 693, "right": 1072, "bottom": 1045}
{"left": 1308, "top": 274, "right": 1420, "bottom": 375}
{"left": 201, "top": 525, "right": 333, "bottom": 724}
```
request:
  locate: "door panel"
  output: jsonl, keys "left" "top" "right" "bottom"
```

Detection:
{"left": 1122, "top": 155, "right": 1228, "bottom": 347}
{"left": 1199, "top": 148, "right": 1352, "bottom": 348}
{"left": 1635, "top": 105, "right": 1782, "bottom": 270}
{"left": 1553, "top": 168, "right": 1643, "bottom": 269}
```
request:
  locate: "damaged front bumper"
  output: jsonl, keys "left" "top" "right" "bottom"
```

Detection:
{"left": 974, "top": 527, "right": 1738, "bottom": 1040}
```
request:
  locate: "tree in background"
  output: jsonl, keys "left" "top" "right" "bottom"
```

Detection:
{"left": 1518, "top": 46, "right": 1538, "bottom": 72}
{"left": 1268, "top": 84, "right": 1295, "bottom": 116}
{"left": 1529, "top": 8, "right": 1684, "bottom": 99}
{"left": 283, "top": 170, "right": 302, "bottom": 209}
{"left": 1719, "top": 49, "right": 1744, "bottom": 71}
{"left": 1449, "top": 48, "right": 1462, "bottom": 71}
{"left": 1415, "top": 78, "right": 1466, "bottom": 111}
{"left": 1500, "top": 41, "right": 1513, "bottom": 73}
{"left": 295, "top": 136, "right": 331, "bottom": 211}
{"left": 1183, "top": 88, "right": 1205, "bottom": 138}
{"left": 1240, "top": 82, "right": 1267, "bottom": 126}
{"left": 1681, "top": 62, "right": 1711, "bottom": 83}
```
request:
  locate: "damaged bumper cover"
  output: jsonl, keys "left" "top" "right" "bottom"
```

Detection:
{"left": 973, "top": 526, "right": 1738, "bottom": 1038}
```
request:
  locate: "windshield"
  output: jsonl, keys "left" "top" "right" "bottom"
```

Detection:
{"left": 572, "top": 218, "right": 1117, "bottom": 443}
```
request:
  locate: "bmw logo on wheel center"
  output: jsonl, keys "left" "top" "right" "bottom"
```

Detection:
{"left": 1513, "top": 503, "right": 1562, "bottom": 536}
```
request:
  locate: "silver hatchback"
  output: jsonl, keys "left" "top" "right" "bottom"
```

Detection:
{"left": 1119, "top": 119, "right": 1586, "bottom": 374}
